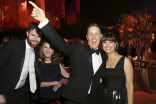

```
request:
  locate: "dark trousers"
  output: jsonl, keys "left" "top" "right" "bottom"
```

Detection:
{"left": 64, "top": 94, "right": 90, "bottom": 104}
{"left": 6, "top": 85, "right": 29, "bottom": 104}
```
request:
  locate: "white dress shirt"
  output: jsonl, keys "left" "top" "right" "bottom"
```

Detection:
{"left": 38, "top": 19, "right": 49, "bottom": 29}
{"left": 88, "top": 51, "right": 102, "bottom": 94}
{"left": 15, "top": 40, "right": 35, "bottom": 89}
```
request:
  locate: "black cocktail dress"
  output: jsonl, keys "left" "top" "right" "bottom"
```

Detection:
{"left": 97, "top": 57, "right": 127, "bottom": 104}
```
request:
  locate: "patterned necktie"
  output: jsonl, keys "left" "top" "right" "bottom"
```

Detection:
{"left": 29, "top": 48, "right": 36, "bottom": 93}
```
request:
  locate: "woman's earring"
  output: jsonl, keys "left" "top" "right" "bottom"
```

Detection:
{"left": 115, "top": 45, "right": 117, "bottom": 50}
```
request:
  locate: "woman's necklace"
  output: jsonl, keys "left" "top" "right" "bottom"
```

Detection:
{"left": 108, "top": 55, "right": 117, "bottom": 61}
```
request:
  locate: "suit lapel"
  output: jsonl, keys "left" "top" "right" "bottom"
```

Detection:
{"left": 20, "top": 41, "right": 38, "bottom": 72}
{"left": 34, "top": 49, "right": 38, "bottom": 65}
{"left": 76, "top": 42, "right": 106, "bottom": 75}
{"left": 76, "top": 42, "right": 94, "bottom": 75}
{"left": 85, "top": 43, "right": 92, "bottom": 66}
{"left": 19, "top": 40, "right": 26, "bottom": 74}
{"left": 12, "top": 40, "right": 26, "bottom": 89}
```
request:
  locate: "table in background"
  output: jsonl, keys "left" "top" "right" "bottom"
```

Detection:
{"left": 134, "top": 67, "right": 156, "bottom": 94}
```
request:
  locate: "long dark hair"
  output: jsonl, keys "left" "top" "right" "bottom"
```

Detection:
{"left": 39, "top": 39, "right": 59, "bottom": 65}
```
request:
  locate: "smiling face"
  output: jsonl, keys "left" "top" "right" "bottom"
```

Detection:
{"left": 27, "top": 29, "right": 41, "bottom": 48}
{"left": 102, "top": 40, "right": 116, "bottom": 54}
{"left": 42, "top": 42, "right": 54, "bottom": 58}
{"left": 86, "top": 26, "right": 102, "bottom": 49}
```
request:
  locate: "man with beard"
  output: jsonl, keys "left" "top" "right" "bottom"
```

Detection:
{"left": 0, "top": 22, "right": 42, "bottom": 104}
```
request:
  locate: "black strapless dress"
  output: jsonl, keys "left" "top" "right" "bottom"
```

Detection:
{"left": 97, "top": 57, "right": 127, "bottom": 104}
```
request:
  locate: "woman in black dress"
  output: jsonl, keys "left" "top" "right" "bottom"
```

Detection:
{"left": 98, "top": 32, "right": 134, "bottom": 104}
{"left": 32, "top": 39, "right": 70, "bottom": 104}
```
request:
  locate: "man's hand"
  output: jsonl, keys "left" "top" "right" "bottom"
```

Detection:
{"left": 0, "top": 95, "right": 6, "bottom": 104}
{"left": 29, "top": 1, "right": 47, "bottom": 23}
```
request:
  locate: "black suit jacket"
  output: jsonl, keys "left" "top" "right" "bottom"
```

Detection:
{"left": 0, "top": 40, "right": 40, "bottom": 101}
{"left": 41, "top": 22, "right": 106, "bottom": 103}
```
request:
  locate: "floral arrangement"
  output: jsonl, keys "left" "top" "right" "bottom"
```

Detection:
{"left": 117, "top": 10, "right": 156, "bottom": 48}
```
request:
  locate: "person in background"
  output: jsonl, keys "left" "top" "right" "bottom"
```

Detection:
{"left": 31, "top": 39, "right": 70, "bottom": 104}
{"left": 98, "top": 31, "right": 134, "bottom": 104}
{"left": 37, "top": 45, "right": 41, "bottom": 51}
{"left": 0, "top": 22, "right": 42, "bottom": 104}
{"left": 0, "top": 35, "right": 9, "bottom": 47}
{"left": 11, "top": 36, "right": 19, "bottom": 40}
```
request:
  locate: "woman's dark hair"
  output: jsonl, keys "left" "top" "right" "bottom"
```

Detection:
{"left": 101, "top": 31, "right": 119, "bottom": 50}
{"left": 39, "top": 39, "right": 59, "bottom": 65}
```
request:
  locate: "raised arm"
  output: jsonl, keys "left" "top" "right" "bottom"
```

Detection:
{"left": 124, "top": 57, "right": 134, "bottom": 104}
{"left": 29, "top": 1, "right": 47, "bottom": 23}
{"left": 29, "top": 1, "right": 74, "bottom": 56}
